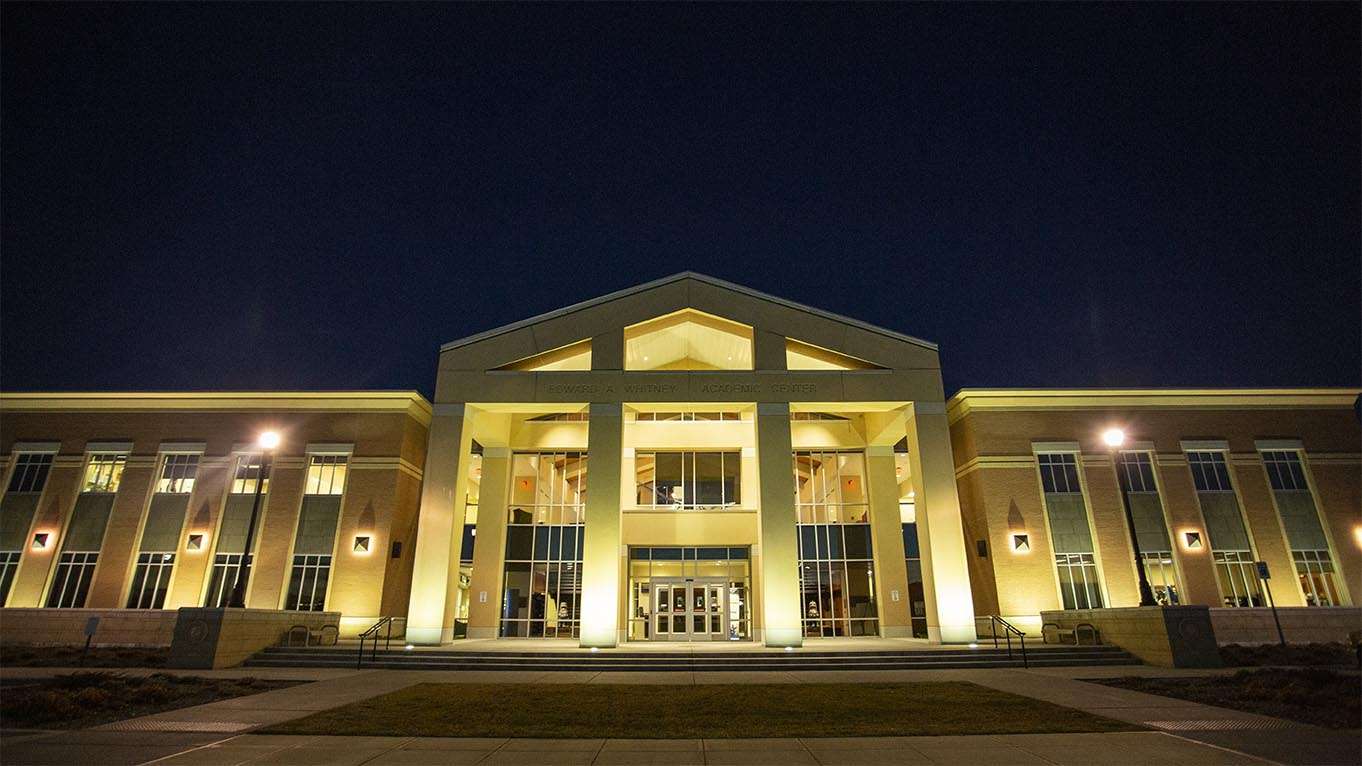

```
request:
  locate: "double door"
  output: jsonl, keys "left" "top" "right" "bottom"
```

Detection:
{"left": 652, "top": 577, "right": 726, "bottom": 641}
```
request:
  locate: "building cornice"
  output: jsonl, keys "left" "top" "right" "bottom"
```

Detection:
{"left": 0, "top": 391, "right": 434, "bottom": 426}
{"left": 946, "top": 388, "right": 1361, "bottom": 424}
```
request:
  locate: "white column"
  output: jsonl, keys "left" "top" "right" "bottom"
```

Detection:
{"left": 405, "top": 403, "right": 472, "bottom": 644}
{"left": 905, "top": 402, "right": 976, "bottom": 643}
{"left": 579, "top": 402, "right": 623, "bottom": 647}
{"left": 756, "top": 402, "right": 801, "bottom": 647}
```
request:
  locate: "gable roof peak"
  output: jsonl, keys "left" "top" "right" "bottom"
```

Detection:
{"left": 440, "top": 272, "right": 936, "bottom": 352}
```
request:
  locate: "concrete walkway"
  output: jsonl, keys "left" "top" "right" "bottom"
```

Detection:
{"left": 2, "top": 666, "right": 1357, "bottom": 766}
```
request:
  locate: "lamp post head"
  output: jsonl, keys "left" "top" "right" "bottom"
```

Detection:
{"left": 257, "top": 430, "right": 281, "bottom": 450}
{"left": 1101, "top": 428, "right": 1125, "bottom": 449}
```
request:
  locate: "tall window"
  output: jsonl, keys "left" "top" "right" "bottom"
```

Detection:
{"left": 634, "top": 451, "right": 740, "bottom": 509}
{"left": 501, "top": 452, "right": 586, "bottom": 637}
{"left": 81, "top": 453, "right": 126, "bottom": 493}
{"left": 1037, "top": 453, "right": 1103, "bottom": 610}
{"left": 1, "top": 453, "right": 54, "bottom": 602}
{"left": 1261, "top": 450, "right": 1341, "bottom": 606}
{"left": 156, "top": 454, "right": 199, "bottom": 494}
{"left": 47, "top": 452, "right": 124, "bottom": 608}
{"left": 285, "top": 455, "right": 349, "bottom": 611}
{"left": 46, "top": 552, "right": 98, "bottom": 608}
{"left": 1187, "top": 450, "right": 1262, "bottom": 607}
{"left": 205, "top": 455, "right": 271, "bottom": 607}
{"left": 1115, "top": 451, "right": 1179, "bottom": 605}
{"left": 794, "top": 451, "right": 877, "bottom": 636}
{"left": 128, "top": 454, "right": 199, "bottom": 609}
{"left": 127, "top": 553, "right": 176, "bottom": 609}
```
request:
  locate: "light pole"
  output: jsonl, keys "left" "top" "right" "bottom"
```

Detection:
{"left": 228, "top": 430, "right": 279, "bottom": 609}
{"left": 1103, "top": 428, "right": 1158, "bottom": 607}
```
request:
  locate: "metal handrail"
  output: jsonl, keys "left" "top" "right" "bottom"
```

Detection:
{"left": 985, "top": 615, "right": 1028, "bottom": 668}
{"left": 356, "top": 616, "right": 395, "bottom": 669}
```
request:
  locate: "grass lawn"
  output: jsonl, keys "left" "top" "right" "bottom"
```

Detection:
{"left": 1098, "top": 668, "right": 1361, "bottom": 730}
{"left": 0, "top": 644, "right": 169, "bottom": 668}
{"left": 1, "top": 672, "right": 299, "bottom": 730}
{"left": 263, "top": 682, "right": 1140, "bottom": 738}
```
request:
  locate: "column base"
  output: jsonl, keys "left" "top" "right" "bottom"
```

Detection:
{"left": 762, "top": 627, "right": 803, "bottom": 648}
{"left": 406, "top": 626, "right": 453, "bottom": 645}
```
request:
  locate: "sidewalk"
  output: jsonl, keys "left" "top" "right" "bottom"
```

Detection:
{"left": 2, "top": 665, "right": 1356, "bottom": 765}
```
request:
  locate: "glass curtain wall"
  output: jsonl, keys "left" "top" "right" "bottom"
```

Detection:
{"left": 794, "top": 450, "right": 878, "bottom": 637}
{"left": 500, "top": 452, "right": 586, "bottom": 638}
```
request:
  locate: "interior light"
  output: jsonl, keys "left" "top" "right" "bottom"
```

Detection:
{"left": 1101, "top": 428, "right": 1125, "bottom": 448}
{"left": 258, "top": 430, "right": 281, "bottom": 450}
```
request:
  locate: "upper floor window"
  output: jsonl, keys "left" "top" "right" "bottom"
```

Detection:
{"left": 527, "top": 412, "right": 589, "bottom": 422}
{"left": 635, "top": 451, "right": 740, "bottom": 508}
{"left": 789, "top": 412, "right": 850, "bottom": 421}
{"left": 156, "top": 454, "right": 199, "bottom": 494}
{"left": 230, "top": 454, "right": 270, "bottom": 494}
{"left": 1187, "top": 451, "right": 1234, "bottom": 492}
{"left": 82, "top": 454, "right": 126, "bottom": 493}
{"left": 508, "top": 452, "right": 587, "bottom": 525}
{"left": 634, "top": 411, "right": 741, "bottom": 422}
{"left": 7, "top": 453, "right": 53, "bottom": 493}
{"left": 1115, "top": 452, "right": 1157, "bottom": 493}
{"left": 304, "top": 455, "right": 348, "bottom": 496}
{"left": 793, "top": 451, "right": 868, "bottom": 524}
{"left": 624, "top": 309, "right": 753, "bottom": 371}
{"left": 1037, "top": 453, "right": 1082, "bottom": 494}
{"left": 1261, "top": 451, "right": 1308, "bottom": 491}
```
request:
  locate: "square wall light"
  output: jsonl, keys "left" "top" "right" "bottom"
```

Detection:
{"left": 1010, "top": 533, "right": 1030, "bottom": 553}
{"left": 31, "top": 532, "right": 50, "bottom": 550}
{"left": 353, "top": 535, "right": 371, "bottom": 554}
{"left": 186, "top": 533, "right": 206, "bottom": 552}
{"left": 1183, "top": 531, "right": 1203, "bottom": 550}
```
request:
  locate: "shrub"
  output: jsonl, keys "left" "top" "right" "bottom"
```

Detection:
{"left": 1220, "top": 642, "right": 1354, "bottom": 667}
{"left": 139, "top": 682, "right": 177, "bottom": 704}
{"left": 73, "top": 687, "right": 113, "bottom": 708}
{"left": 3, "top": 690, "right": 81, "bottom": 723}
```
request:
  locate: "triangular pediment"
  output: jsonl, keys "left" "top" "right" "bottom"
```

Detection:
{"left": 438, "top": 272, "right": 937, "bottom": 374}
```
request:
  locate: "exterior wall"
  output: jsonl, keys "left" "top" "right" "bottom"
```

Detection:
{"left": 950, "top": 391, "right": 1362, "bottom": 636}
{"left": 0, "top": 394, "right": 429, "bottom": 637}
{"left": 1210, "top": 606, "right": 1362, "bottom": 645}
{"left": 0, "top": 607, "right": 178, "bottom": 647}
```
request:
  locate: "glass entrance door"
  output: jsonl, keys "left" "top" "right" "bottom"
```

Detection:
{"left": 650, "top": 577, "right": 726, "bottom": 641}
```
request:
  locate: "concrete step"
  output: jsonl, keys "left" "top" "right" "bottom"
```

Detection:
{"left": 243, "top": 644, "right": 1140, "bottom": 671}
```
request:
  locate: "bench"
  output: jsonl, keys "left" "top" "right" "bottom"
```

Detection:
{"left": 1042, "top": 621, "right": 1100, "bottom": 646}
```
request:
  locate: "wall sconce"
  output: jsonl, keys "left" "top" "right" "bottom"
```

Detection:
{"left": 353, "top": 535, "right": 371, "bottom": 554}
{"left": 31, "top": 532, "right": 50, "bottom": 550}
{"left": 1183, "top": 531, "right": 1203, "bottom": 550}
{"left": 1010, "top": 533, "right": 1031, "bottom": 553}
{"left": 1354, "top": 526, "right": 1362, "bottom": 549}
{"left": 186, "top": 533, "right": 206, "bottom": 552}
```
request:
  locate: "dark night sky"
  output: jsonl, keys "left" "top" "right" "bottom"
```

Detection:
{"left": 3, "top": 4, "right": 1358, "bottom": 399}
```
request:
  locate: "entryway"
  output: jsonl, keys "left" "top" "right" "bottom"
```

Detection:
{"left": 650, "top": 577, "right": 726, "bottom": 641}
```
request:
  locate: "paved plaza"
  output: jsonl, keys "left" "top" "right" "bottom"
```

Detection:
{"left": 1, "top": 665, "right": 1357, "bottom": 766}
